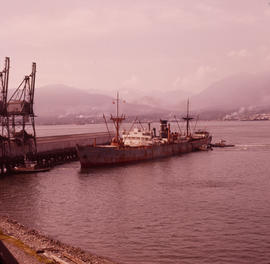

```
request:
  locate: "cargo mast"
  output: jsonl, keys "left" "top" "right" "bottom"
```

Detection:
{"left": 110, "top": 92, "right": 125, "bottom": 145}
{"left": 182, "top": 99, "right": 193, "bottom": 136}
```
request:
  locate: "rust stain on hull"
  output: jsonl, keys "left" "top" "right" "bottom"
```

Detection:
{"left": 77, "top": 137, "right": 211, "bottom": 169}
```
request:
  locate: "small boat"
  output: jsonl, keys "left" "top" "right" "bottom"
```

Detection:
{"left": 211, "top": 140, "right": 235, "bottom": 148}
{"left": 198, "top": 144, "right": 210, "bottom": 151}
{"left": 12, "top": 160, "right": 50, "bottom": 174}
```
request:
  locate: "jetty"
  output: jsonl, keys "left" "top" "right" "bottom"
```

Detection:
{"left": 0, "top": 132, "right": 112, "bottom": 174}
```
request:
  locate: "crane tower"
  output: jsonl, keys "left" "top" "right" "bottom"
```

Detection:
{"left": 0, "top": 57, "right": 10, "bottom": 157}
{"left": 7, "top": 62, "right": 37, "bottom": 158}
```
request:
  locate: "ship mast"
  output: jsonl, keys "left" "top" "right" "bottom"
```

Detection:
{"left": 182, "top": 99, "right": 193, "bottom": 136}
{"left": 110, "top": 92, "right": 125, "bottom": 145}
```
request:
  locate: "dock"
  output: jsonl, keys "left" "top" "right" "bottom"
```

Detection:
{"left": 0, "top": 131, "right": 112, "bottom": 174}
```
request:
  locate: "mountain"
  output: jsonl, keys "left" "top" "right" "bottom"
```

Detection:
{"left": 32, "top": 71, "right": 270, "bottom": 123}
{"left": 129, "top": 89, "right": 193, "bottom": 110}
{"left": 118, "top": 72, "right": 270, "bottom": 113}
{"left": 185, "top": 72, "right": 270, "bottom": 112}
{"left": 34, "top": 84, "right": 168, "bottom": 117}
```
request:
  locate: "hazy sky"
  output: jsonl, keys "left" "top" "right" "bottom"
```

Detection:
{"left": 1, "top": 0, "right": 270, "bottom": 98}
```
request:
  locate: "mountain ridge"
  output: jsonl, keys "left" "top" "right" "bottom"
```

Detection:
{"left": 32, "top": 71, "right": 270, "bottom": 121}
{"left": 34, "top": 84, "right": 169, "bottom": 117}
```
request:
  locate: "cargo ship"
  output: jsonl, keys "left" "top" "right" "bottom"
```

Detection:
{"left": 76, "top": 94, "right": 212, "bottom": 169}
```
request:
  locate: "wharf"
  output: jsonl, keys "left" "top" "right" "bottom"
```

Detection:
{"left": 0, "top": 131, "right": 112, "bottom": 174}
{"left": 36, "top": 132, "right": 112, "bottom": 152}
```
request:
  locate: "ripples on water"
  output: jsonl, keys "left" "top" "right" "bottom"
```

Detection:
{"left": 1, "top": 121, "right": 270, "bottom": 264}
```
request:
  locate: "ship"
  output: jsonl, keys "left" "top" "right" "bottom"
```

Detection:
{"left": 76, "top": 94, "right": 212, "bottom": 169}
{"left": 211, "top": 139, "right": 234, "bottom": 148}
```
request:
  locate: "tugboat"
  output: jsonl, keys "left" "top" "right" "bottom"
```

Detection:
{"left": 76, "top": 94, "right": 212, "bottom": 168}
{"left": 211, "top": 140, "right": 235, "bottom": 148}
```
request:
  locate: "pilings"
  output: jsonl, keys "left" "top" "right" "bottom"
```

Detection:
{"left": 0, "top": 149, "right": 78, "bottom": 175}
{"left": 35, "top": 147, "right": 78, "bottom": 168}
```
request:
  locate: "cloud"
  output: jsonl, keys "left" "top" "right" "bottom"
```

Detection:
{"left": 173, "top": 77, "right": 182, "bottom": 88}
{"left": 1, "top": 0, "right": 270, "bottom": 97}
{"left": 0, "top": 7, "right": 154, "bottom": 47}
{"left": 227, "top": 49, "right": 251, "bottom": 58}
{"left": 264, "top": 8, "right": 270, "bottom": 17}
{"left": 173, "top": 66, "right": 217, "bottom": 93}
{"left": 122, "top": 75, "right": 139, "bottom": 88}
{"left": 196, "top": 3, "right": 222, "bottom": 15}
{"left": 1, "top": 1, "right": 260, "bottom": 47}
{"left": 266, "top": 54, "right": 270, "bottom": 61}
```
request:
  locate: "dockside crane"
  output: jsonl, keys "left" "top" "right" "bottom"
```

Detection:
{"left": 0, "top": 57, "right": 11, "bottom": 158}
{"left": 7, "top": 62, "right": 37, "bottom": 159}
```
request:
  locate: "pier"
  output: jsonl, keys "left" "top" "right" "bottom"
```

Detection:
{"left": 0, "top": 131, "right": 112, "bottom": 174}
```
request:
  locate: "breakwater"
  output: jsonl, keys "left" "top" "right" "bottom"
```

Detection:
{"left": 0, "top": 216, "right": 117, "bottom": 264}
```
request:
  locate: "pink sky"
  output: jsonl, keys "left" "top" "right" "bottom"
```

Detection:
{"left": 1, "top": 0, "right": 270, "bottom": 99}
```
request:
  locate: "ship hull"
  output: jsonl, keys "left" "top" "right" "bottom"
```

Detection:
{"left": 76, "top": 137, "right": 211, "bottom": 169}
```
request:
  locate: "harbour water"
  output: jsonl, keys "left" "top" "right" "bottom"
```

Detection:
{"left": 1, "top": 121, "right": 270, "bottom": 264}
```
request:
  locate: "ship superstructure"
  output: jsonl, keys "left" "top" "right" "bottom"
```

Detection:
{"left": 122, "top": 127, "right": 153, "bottom": 147}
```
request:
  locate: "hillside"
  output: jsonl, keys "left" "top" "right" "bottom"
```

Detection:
{"left": 34, "top": 84, "right": 168, "bottom": 117}
{"left": 126, "top": 89, "right": 193, "bottom": 110}
{"left": 122, "top": 72, "right": 270, "bottom": 114}
{"left": 186, "top": 72, "right": 270, "bottom": 112}
{"left": 31, "top": 72, "right": 270, "bottom": 123}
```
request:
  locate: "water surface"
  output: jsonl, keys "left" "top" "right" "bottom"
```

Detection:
{"left": 1, "top": 121, "right": 270, "bottom": 264}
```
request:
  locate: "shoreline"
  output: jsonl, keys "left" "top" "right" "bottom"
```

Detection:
{"left": 0, "top": 216, "right": 118, "bottom": 264}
